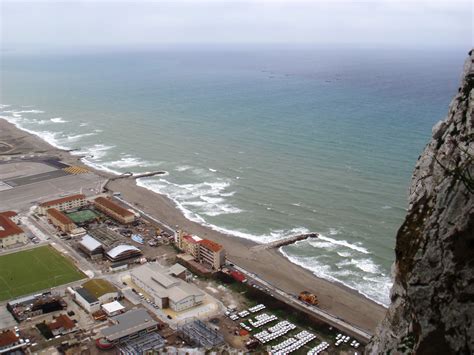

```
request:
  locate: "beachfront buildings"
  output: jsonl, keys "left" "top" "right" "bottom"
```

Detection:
{"left": 37, "top": 194, "right": 87, "bottom": 215}
{"left": 94, "top": 197, "right": 136, "bottom": 224}
{"left": 46, "top": 208, "right": 77, "bottom": 233}
{"left": 105, "top": 244, "right": 142, "bottom": 262}
{"left": 176, "top": 231, "right": 226, "bottom": 270}
{"left": 131, "top": 263, "right": 204, "bottom": 312}
{"left": 0, "top": 211, "right": 27, "bottom": 248}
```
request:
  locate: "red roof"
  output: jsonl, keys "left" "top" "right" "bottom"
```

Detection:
{"left": 0, "top": 330, "right": 19, "bottom": 347}
{"left": 0, "top": 211, "right": 17, "bottom": 218}
{"left": 231, "top": 271, "right": 246, "bottom": 282}
{"left": 40, "top": 194, "right": 86, "bottom": 207}
{"left": 183, "top": 235, "right": 200, "bottom": 244}
{"left": 48, "top": 314, "right": 75, "bottom": 330}
{"left": 0, "top": 215, "right": 24, "bottom": 239}
{"left": 199, "top": 239, "right": 223, "bottom": 252}
{"left": 47, "top": 208, "right": 74, "bottom": 225}
{"left": 94, "top": 197, "right": 134, "bottom": 218}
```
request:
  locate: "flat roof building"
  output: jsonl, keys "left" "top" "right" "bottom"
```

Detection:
{"left": 102, "top": 301, "right": 125, "bottom": 317}
{"left": 94, "top": 197, "right": 135, "bottom": 224}
{"left": 38, "top": 194, "right": 87, "bottom": 214}
{"left": 0, "top": 212, "right": 26, "bottom": 249}
{"left": 101, "top": 309, "right": 158, "bottom": 344}
{"left": 131, "top": 263, "right": 204, "bottom": 312}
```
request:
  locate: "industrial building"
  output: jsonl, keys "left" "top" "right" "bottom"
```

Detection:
{"left": 78, "top": 234, "right": 103, "bottom": 259}
{"left": 0, "top": 211, "right": 26, "bottom": 249}
{"left": 72, "top": 279, "right": 119, "bottom": 313}
{"left": 100, "top": 309, "right": 159, "bottom": 344}
{"left": 94, "top": 197, "right": 136, "bottom": 224}
{"left": 175, "top": 231, "right": 226, "bottom": 270}
{"left": 106, "top": 244, "right": 142, "bottom": 262}
{"left": 178, "top": 320, "right": 225, "bottom": 348}
{"left": 7, "top": 293, "right": 66, "bottom": 322}
{"left": 131, "top": 263, "right": 204, "bottom": 312}
{"left": 37, "top": 194, "right": 87, "bottom": 214}
{"left": 46, "top": 208, "right": 77, "bottom": 233}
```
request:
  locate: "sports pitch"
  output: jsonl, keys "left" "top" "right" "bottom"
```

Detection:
{"left": 66, "top": 209, "right": 98, "bottom": 224}
{"left": 0, "top": 246, "right": 85, "bottom": 301}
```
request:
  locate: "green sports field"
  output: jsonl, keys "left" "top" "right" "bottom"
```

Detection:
{"left": 66, "top": 209, "right": 98, "bottom": 224}
{"left": 0, "top": 246, "right": 85, "bottom": 301}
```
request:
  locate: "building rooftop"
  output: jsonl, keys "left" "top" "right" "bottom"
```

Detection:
{"left": 82, "top": 278, "right": 117, "bottom": 298}
{"left": 79, "top": 234, "right": 103, "bottom": 252}
{"left": 106, "top": 244, "right": 141, "bottom": 259}
{"left": 183, "top": 235, "right": 202, "bottom": 244}
{"left": 0, "top": 211, "right": 17, "bottom": 218}
{"left": 132, "top": 263, "right": 204, "bottom": 304}
{"left": 169, "top": 263, "right": 187, "bottom": 276}
{"left": 94, "top": 197, "right": 134, "bottom": 218}
{"left": 0, "top": 215, "right": 24, "bottom": 239}
{"left": 199, "top": 239, "right": 223, "bottom": 252}
{"left": 47, "top": 208, "right": 74, "bottom": 225}
{"left": 101, "top": 309, "right": 157, "bottom": 342}
{"left": 102, "top": 301, "right": 125, "bottom": 314}
{"left": 48, "top": 314, "right": 75, "bottom": 331}
{"left": 0, "top": 330, "right": 19, "bottom": 347}
{"left": 76, "top": 287, "right": 99, "bottom": 304}
{"left": 39, "top": 194, "right": 86, "bottom": 207}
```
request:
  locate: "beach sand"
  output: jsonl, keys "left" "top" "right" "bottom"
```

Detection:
{"left": 0, "top": 118, "right": 386, "bottom": 333}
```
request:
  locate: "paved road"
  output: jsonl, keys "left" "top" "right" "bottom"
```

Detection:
{"left": 230, "top": 263, "right": 372, "bottom": 342}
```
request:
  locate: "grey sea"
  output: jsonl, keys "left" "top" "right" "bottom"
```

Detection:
{"left": 0, "top": 46, "right": 466, "bottom": 305}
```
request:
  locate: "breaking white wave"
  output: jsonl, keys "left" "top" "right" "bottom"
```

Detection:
{"left": 279, "top": 247, "right": 391, "bottom": 306}
{"left": 63, "top": 132, "right": 97, "bottom": 142}
{"left": 208, "top": 168, "right": 217, "bottom": 172}
{"left": 318, "top": 234, "right": 370, "bottom": 254}
{"left": 175, "top": 165, "right": 193, "bottom": 172}
{"left": 135, "top": 176, "right": 310, "bottom": 243}
{"left": 102, "top": 155, "right": 159, "bottom": 169}
{"left": 50, "top": 117, "right": 68, "bottom": 123}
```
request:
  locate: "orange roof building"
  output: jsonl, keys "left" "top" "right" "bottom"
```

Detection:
{"left": 0, "top": 330, "right": 22, "bottom": 352}
{"left": 48, "top": 314, "right": 76, "bottom": 336}
{"left": 198, "top": 239, "right": 225, "bottom": 270}
{"left": 94, "top": 197, "right": 135, "bottom": 224}
{"left": 46, "top": 208, "right": 77, "bottom": 233}
{"left": 38, "top": 194, "right": 87, "bottom": 214}
{"left": 0, "top": 212, "right": 26, "bottom": 249}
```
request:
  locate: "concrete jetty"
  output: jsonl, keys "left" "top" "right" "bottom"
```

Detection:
{"left": 251, "top": 233, "right": 318, "bottom": 252}
{"left": 109, "top": 171, "right": 167, "bottom": 181}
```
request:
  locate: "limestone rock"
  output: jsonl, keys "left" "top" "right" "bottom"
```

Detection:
{"left": 366, "top": 50, "right": 474, "bottom": 354}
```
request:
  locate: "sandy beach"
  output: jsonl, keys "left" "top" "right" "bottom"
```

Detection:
{"left": 0, "top": 118, "right": 386, "bottom": 333}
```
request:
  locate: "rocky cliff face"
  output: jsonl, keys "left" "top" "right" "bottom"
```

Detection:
{"left": 367, "top": 50, "right": 474, "bottom": 354}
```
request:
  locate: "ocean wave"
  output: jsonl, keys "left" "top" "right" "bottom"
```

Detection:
{"left": 102, "top": 155, "right": 159, "bottom": 169}
{"left": 0, "top": 104, "right": 11, "bottom": 109}
{"left": 63, "top": 132, "right": 97, "bottom": 142}
{"left": 175, "top": 165, "right": 193, "bottom": 172}
{"left": 318, "top": 234, "right": 369, "bottom": 254}
{"left": 208, "top": 168, "right": 217, "bottom": 172}
{"left": 50, "top": 117, "right": 68, "bottom": 123}
{"left": 135, "top": 177, "right": 310, "bottom": 243}
{"left": 279, "top": 248, "right": 391, "bottom": 306}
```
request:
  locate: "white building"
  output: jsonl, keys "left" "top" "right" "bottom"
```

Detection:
{"left": 131, "top": 263, "right": 204, "bottom": 312}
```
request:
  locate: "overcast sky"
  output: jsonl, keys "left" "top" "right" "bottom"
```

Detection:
{"left": 1, "top": 0, "right": 472, "bottom": 51}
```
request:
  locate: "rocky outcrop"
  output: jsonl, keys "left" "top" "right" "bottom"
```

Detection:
{"left": 367, "top": 50, "right": 474, "bottom": 354}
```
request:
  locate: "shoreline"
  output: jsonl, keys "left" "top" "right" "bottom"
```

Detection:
{"left": 0, "top": 117, "right": 387, "bottom": 333}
